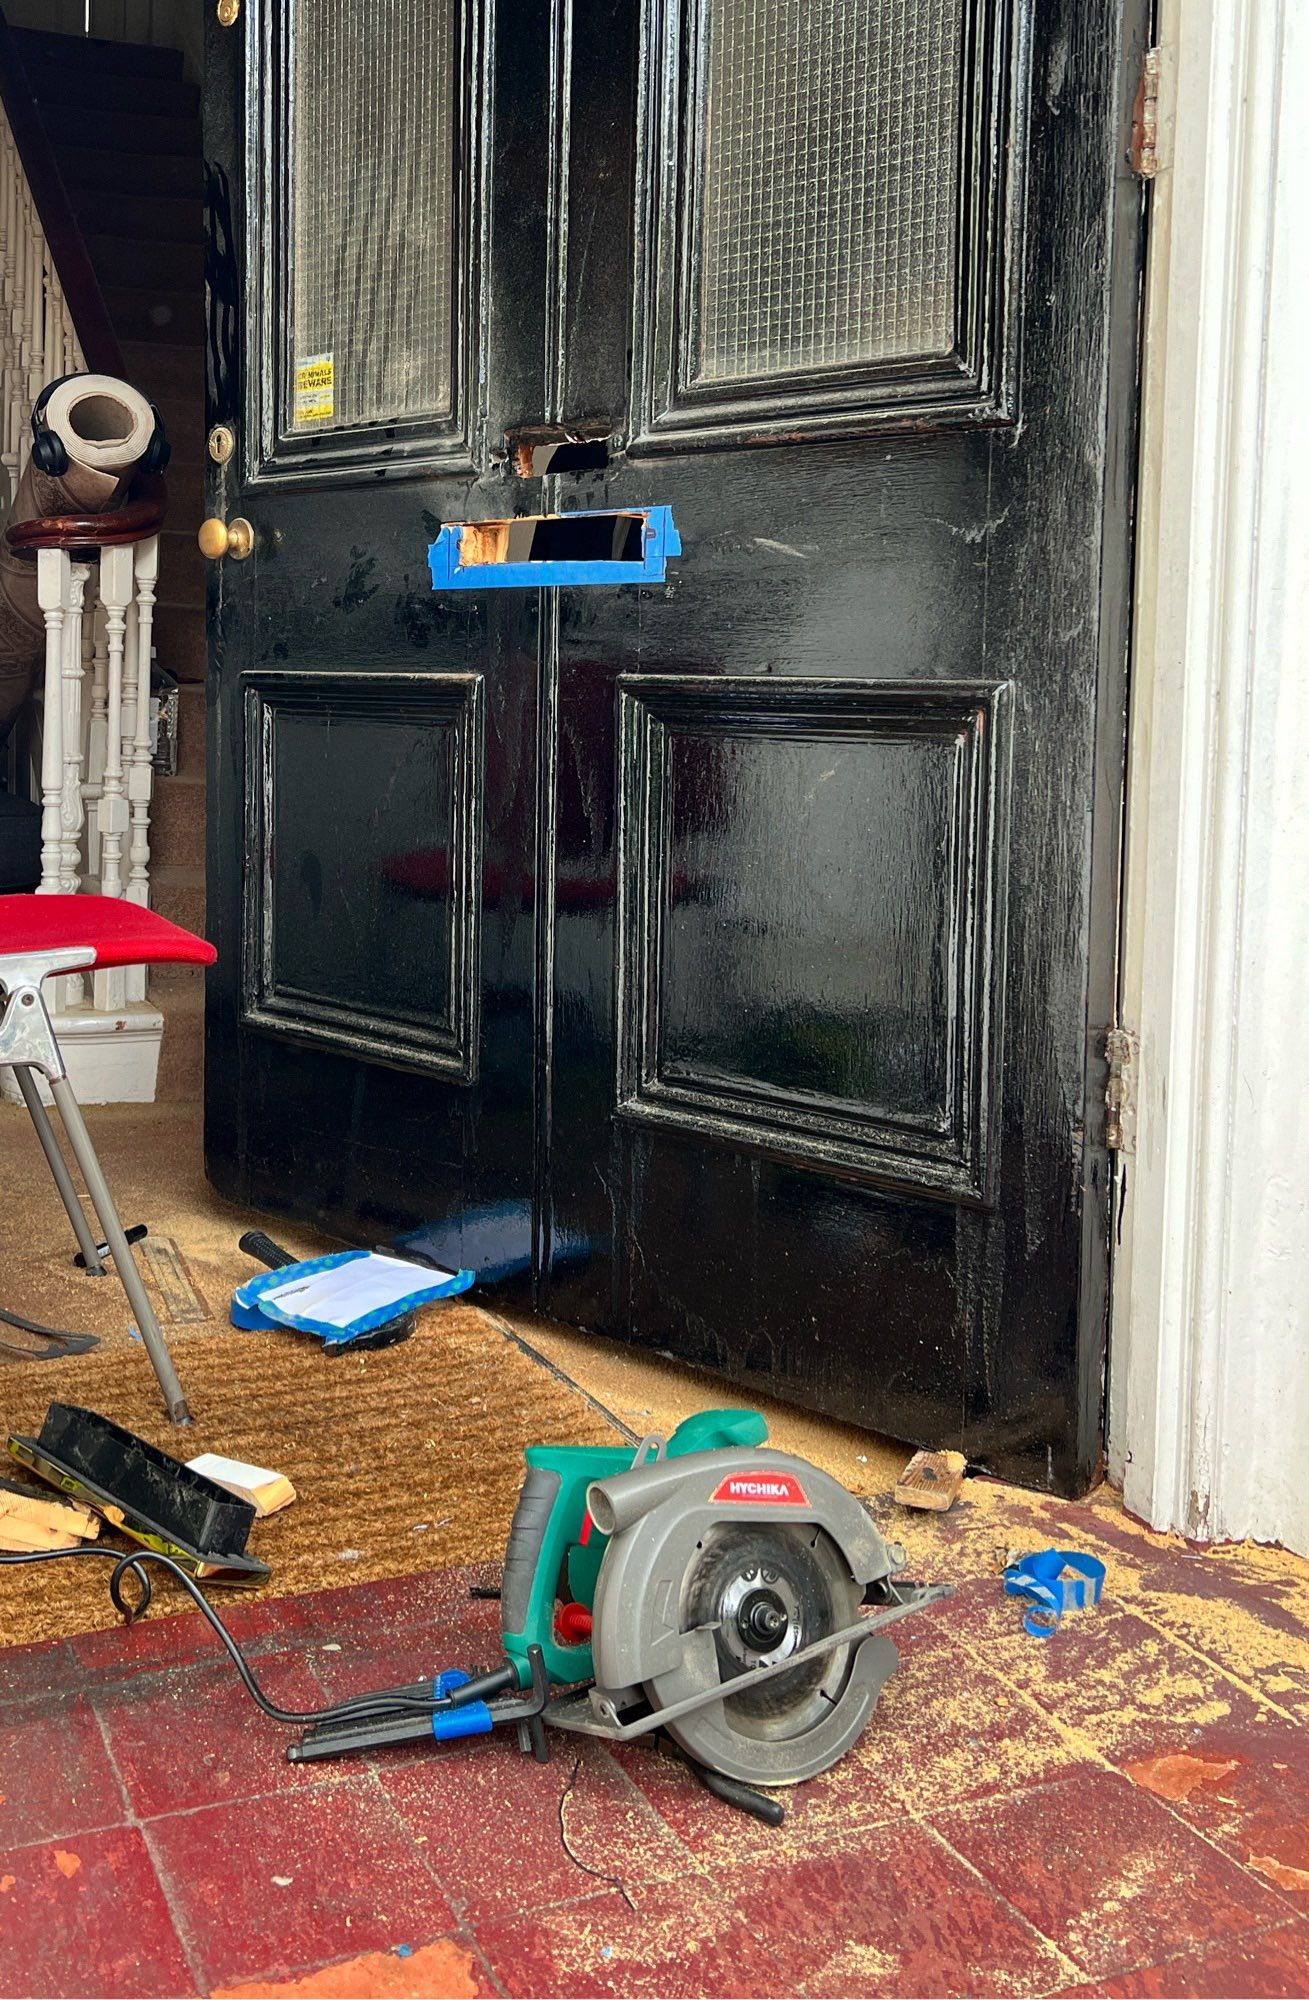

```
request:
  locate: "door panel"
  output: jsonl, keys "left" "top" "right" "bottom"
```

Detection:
{"left": 286, "top": 0, "right": 458, "bottom": 432}
{"left": 540, "top": 0, "right": 1145, "bottom": 1491}
{"left": 242, "top": 673, "right": 482, "bottom": 1080}
{"left": 634, "top": 0, "right": 1015, "bottom": 444}
{"left": 614, "top": 677, "right": 1006, "bottom": 1199}
{"left": 249, "top": 0, "right": 491, "bottom": 481}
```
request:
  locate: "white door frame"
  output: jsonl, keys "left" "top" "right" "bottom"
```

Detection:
{"left": 1109, "top": 0, "right": 1309, "bottom": 1554}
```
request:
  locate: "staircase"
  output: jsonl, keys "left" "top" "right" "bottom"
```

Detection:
{"left": 14, "top": 24, "right": 206, "bottom": 1103}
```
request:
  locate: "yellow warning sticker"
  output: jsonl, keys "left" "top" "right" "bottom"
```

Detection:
{"left": 294, "top": 352, "right": 334, "bottom": 425}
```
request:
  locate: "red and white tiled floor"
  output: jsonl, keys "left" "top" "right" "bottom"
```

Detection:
{"left": 0, "top": 1523, "right": 1307, "bottom": 1999}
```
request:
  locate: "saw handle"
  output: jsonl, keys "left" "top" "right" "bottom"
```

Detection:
{"left": 695, "top": 1767, "right": 786, "bottom": 1826}
{"left": 501, "top": 1463, "right": 563, "bottom": 1642}
{"left": 238, "top": 1230, "right": 297, "bottom": 1271}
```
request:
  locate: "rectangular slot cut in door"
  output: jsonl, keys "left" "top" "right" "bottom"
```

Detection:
{"left": 428, "top": 506, "right": 681, "bottom": 589}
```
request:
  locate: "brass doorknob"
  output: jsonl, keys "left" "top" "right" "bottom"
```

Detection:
{"left": 198, "top": 516, "right": 254, "bottom": 561}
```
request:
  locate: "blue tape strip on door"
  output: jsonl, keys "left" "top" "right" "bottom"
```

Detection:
{"left": 428, "top": 505, "right": 681, "bottom": 590}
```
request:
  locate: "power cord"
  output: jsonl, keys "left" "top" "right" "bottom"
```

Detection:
{"left": 0, "top": 1303, "right": 98, "bottom": 1359}
{"left": 0, "top": 1544, "right": 465, "bottom": 1727}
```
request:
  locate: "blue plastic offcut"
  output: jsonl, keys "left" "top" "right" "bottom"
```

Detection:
{"left": 428, "top": 505, "right": 680, "bottom": 591}
{"left": 1003, "top": 1548, "right": 1106, "bottom": 1637}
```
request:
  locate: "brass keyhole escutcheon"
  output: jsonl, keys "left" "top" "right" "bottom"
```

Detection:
{"left": 216, "top": 0, "right": 241, "bottom": 25}
{"left": 208, "top": 425, "right": 236, "bottom": 465}
{"left": 198, "top": 516, "right": 254, "bottom": 561}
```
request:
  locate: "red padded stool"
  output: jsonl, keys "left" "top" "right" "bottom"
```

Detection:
{"left": 0, "top": 894, "right": 216, "bottom": 1424}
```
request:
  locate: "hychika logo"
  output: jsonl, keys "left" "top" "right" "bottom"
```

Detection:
{"left": 709, "top": 1471, "right": 810, "bottom": 1507}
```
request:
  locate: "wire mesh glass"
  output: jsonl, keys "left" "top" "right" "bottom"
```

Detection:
{"left": 286, "top": 0, "right": 456, "bottom": 432}
{"left": 691, "top": 0, "right": 964, "bottom": 385}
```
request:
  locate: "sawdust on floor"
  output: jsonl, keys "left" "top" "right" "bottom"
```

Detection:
{"left": 4, "top": 1091, "right": 1309, "bottom": 1802}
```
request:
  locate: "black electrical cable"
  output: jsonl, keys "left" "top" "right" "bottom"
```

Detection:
{"left": 0, "top": 1545, "right": 466, "bottom": 1728}
{"left": 0, "top": 1303, "right": 98, "bottom": 1358}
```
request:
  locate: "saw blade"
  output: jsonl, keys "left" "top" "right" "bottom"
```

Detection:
{"left": 652, "top": 1522, "right": 864, "bottom": 1781}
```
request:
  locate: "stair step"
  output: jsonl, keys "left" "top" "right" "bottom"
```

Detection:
{"left": 47, "top": 105, "right": 199, "bottom": 157}
{"left": 22, "top": 58, "right": 199, "bottom": 120}
{"left": 11, "top": 28, "right": 185, "bottom": 82}
{"left": 101, "top": 282, "right": 205, "bottom": 346}
{"left": 175, "top": 684, "right": 206, "bottom": 782}
{"left": 159, "top": 527, "right": 205, "bottom": 605}
{"left": 149, "top": 771, "right": 205, "bottom": 874}
{"left": 154, "top": 980, "right": 205, "bottom": 1104}
{"left": 56, "top": 145, "right": 200, "bottom": 200}
{"left": 70, "top": 187, "right": 202, "bottom": 246}
{"left": 154, "top": 603, "right": 205, "bottom": 685}
{"left": 87, "top": 231, "right": 202, "bottom": 293}
{"left": 151, "top": 863, "right": 205, "bottom": 940}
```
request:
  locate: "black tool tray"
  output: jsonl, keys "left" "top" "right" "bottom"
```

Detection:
{"left": 7, "top": 1404, "right": 270, "bottom": 1582}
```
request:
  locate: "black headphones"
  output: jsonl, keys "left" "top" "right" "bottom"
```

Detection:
{"left": 30, "top": 372, "right": 172, "bottom": 478}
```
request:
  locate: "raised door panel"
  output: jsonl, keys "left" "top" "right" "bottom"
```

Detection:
{"left": 632, "top": 0, "right": 1018, "bottom": 447}
{"left": 617, "top": 677, "right": 1008, "bottom": 1198}
{"left": 248, "top": 0, "right": 491, "bottom": 480}
{"left": 241, "top": 672, "right": 483, "bottom": 1080}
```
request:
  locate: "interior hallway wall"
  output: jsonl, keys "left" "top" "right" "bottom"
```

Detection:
{"left": 1110, "top": 0, "right": 1309, "bottom": 1554}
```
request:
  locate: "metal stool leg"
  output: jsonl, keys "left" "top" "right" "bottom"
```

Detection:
{"left": 10, "top": 1064, "right": 107, "bottom": 1275}
{"left": 49, "top": 1076, "right": 191, "bottom": 1426}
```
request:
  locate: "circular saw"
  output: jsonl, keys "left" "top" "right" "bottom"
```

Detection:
{"left": 290, "top": 1408, "right": 951, "bottom": 1824}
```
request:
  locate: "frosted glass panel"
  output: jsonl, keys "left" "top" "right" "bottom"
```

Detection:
{"left": 693, "top": 0, "right": 964, "bottom": 384}
{"left": 287, "top": 0, "right": 455, "bottom": 430}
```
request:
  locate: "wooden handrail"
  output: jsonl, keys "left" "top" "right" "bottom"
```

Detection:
{"left": 5, "top": 471, "right": 168, "bottom": 555}
{"left": 0, "top": 5, "right": 124, "bottom": 379}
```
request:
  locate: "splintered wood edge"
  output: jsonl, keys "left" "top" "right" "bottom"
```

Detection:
{"left": 894, "top": 1448, "right": 968, "bottom": 1512}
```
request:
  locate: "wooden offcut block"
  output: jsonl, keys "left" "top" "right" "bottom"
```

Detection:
{"left": 894, "top": 1449, "right": 968, "bottom": 1513}
{"left": 0, "top": 1476, "right": 99, "bottom": 1550}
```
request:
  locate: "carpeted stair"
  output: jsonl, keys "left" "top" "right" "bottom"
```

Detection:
{"left": 14, "top": 25, "right": 206, "bottom": 1102}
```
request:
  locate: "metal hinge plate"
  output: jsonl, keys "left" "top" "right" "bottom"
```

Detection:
{"left": 1130, "top": 47, "right": 1162, "bottom": 179}
{"left": 1106, "top": 1027, "right": 1138, "bottom": 1155}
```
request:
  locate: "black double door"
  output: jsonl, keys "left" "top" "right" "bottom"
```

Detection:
{"left": 203, "top": 0, "right": 1146, "bottom": 1490}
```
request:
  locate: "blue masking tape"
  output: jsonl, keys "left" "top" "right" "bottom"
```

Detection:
{"left": 1003, "top": 1548, "right": 1106, "bottom": 1638}
{"left": 432, "top": 1702, "right": 494, "bottom": 1742}
{"left": 428, "top": 506, "right": 680, "bottom": 590}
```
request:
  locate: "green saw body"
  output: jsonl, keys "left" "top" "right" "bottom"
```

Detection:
{"left": 501, "top": 1407, "right": 769, "bottom": 1689}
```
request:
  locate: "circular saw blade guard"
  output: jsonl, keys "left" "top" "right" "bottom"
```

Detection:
{"left": 580, "top": 1447, "right": 906, "bottom": 1786}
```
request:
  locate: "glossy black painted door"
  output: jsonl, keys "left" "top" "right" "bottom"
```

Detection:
{"left": 203, "top": 0, "right": 554, "bottom": 1284}
{"left": 204, "top": 0, "right": 1146, "bottom": 1492}
{"left": 538, "top": 0, "right": 1146, "bottom": 1491}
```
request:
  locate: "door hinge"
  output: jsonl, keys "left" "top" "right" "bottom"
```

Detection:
{"left": 1130, "top": 47, "right": 1162, "bottom": 179}
{"left": 1105, "top": 1027, "right": 1138, "bottom": 1155}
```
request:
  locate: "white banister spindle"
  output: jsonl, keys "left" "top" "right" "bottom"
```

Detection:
{"left": 35, "top": 546, "right": 69, "bottom": 895}
{"left": 59, "top": 560, "right": 89, "bottom": 894}
{"left": 83, "top": 596, "right": 107, "bottom": 882}
{"left": 97, "top": 543, "right": 133, "bottom": 904}
{"left": 128, "top": 535, "right": 157, "bottom": 906}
